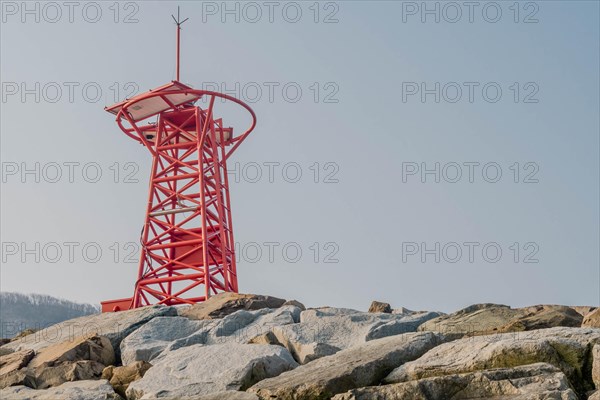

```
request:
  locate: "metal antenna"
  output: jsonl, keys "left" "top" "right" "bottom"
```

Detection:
{"left": 171, "top": 6, "right": 189, "bottom": 81}
{"left": 102, "top": 4, "right": 257, "bottom": 312}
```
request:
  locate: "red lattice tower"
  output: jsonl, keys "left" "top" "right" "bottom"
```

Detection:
{"left": 101, "top": 10, "right": 256, "bottom": 312}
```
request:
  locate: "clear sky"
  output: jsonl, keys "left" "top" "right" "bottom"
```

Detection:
{"left": 1, "top": 1, "right": 598, "bottom": 312}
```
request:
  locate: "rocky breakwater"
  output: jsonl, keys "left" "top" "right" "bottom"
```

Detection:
{"left": 0, "top": 294, "right": 597, "bottom": 399}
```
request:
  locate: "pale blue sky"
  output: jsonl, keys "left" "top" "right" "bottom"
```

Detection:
{"left": 1, "top": 1, "right": 598, "bottom": 311}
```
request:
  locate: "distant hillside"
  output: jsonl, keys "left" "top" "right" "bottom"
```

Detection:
{"left": 0, "top": 292, "right": 99, "bottom": 338}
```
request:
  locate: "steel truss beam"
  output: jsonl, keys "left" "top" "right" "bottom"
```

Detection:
{"left": 103, "top": 88, "right": 256, "bottom": 310}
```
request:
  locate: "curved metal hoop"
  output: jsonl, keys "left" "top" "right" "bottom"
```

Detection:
{"left": 114, "top": 90, "right": 257, "bottom": 159}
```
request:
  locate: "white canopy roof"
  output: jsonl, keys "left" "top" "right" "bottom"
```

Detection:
{"left": 105, "top": 81, "right": 201, "bottom": 122}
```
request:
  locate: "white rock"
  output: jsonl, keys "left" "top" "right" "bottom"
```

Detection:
{"left": 392, "top": 307, "right": 415, "bottom": 315}
{"left": 157, "top": 306, "right": 298, "bottom": 354}
{"left": 126, "top": 343, "right": 298, "bottom": 399}
{"left": 366, "top": 312, "right": 444, "bottom": 341}
{"left": 248, "top": 331, "right": 450, "bottom": 400}
{"left": 384, "top": 326, "right": 600, "bottom": 394}
{"left": 333, "top": 363, "right": 578, "bottom": 400}
{"left": 273, "top": 307, "right": 442, "bottom": 363}
{"left": 300, "top": 307, "right": 360, "bottom": 322}
{"left": 4, "top": 306, "right": 177, "bottom": 361}
{"left": 205, "top": 306, "right": 299, "bottom": 345}
{"left": 120, "top": 317, "right": 212, "bottom": 365}
{"left": 419, "top": 303, "right": 583, "bottom": 336}
{"left": 121, "top": 307, "right": 299, "bottom": 365}
{"left": 0, "top": 379, "right": 120, "bottom": 400}
{"left": 177, "top": 293, "right": 287, "bottom": 320}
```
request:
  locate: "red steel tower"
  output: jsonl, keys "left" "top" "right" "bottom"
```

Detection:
{"left": 101, "top": 11, "right": 256, "bottom": 312}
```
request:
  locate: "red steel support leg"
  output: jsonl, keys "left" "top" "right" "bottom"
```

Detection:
{"left": 130, "top": 103, "right": 238, "bottom": 307}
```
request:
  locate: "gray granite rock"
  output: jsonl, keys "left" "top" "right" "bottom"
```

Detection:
{"left": 178, "top": 293, "right": 287, "bottom": 320}
{"left": 120, "top": 317, "right": 211, "bottom": 365}
{"left": 30, "top": 360, "right": 105, "bottom": 390}
{"left": 121, "top": 307, "right": 299, "bottom": 365}
{"left": 385, "top": 327, "right": 600, "bottom": 395}
{"left": 28, "top": 334, "right": 114, "bottom": 369}
{"left": 0, "top": 379, "right": 121, "bottom": 400}
{"left": 419, "top": 303, "right": 584, "bottom": 336}
{"left": 271, "top": 307, "right": 442, "bottom": 363}
{"left": 333, "top": 363, "right": 577, "bottom": 400}
{"left": 126, "top": 343, "right": 297, "bottom": 399}
{"left": 3, "top": 306, "right": 177, "bottom": 362}
{"left": 248, "top": 331, "right": 450, "bottom": 400}
{"left": 0, "top": 349, "right": 35, "bottom": 388}
{"left": 101, "top": 361, "right": 152, "bottom": 398}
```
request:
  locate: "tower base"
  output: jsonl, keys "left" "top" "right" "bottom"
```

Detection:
{"left": 101, "top": 297, "right": 133, "bottom": 312}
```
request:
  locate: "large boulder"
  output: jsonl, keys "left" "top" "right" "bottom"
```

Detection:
{"left": 3, "top": 334, "right": 115, "bottom": 390}
{"left": 247, "top": 331, "right": 280, "bottom": 346}
{"left": 418, "top": 303, "right": 517, "bottom": 334}
{"left": 584, "top": 308, "right": 600, "bottom": 328}
{"left": 178, "top": 293, "right": 287, "bottom": 320}
{"left": 282, "top": 300, "right": 306, "bottom": 311}
{"left": 120, "top": 317, "right": 211, "bottom": 365}
{"left": 502, "top": 305, "right": 584, "bottom": 331}
{"left": 205, "top": 306, "right": 299, "bottom": 345}
{"left": 120, "top": 306, "right": 299, "bottom": 365}
{"left": 332, "top": 363, "right": 577, "bottom": 400}
{"left": 102, "top": 361, "right": 152, "bottom": 398}
{"left": 572, "top": 306, "right": 596, "bottom": 317}
{"left": 0, "top": 369, "right": 33, "bottom": 390}
{"left": 3, "top": 305, "right": 177, "bottom": 361}
{"left": 0, "top": 349, "right": 35, "bottom": 389}
{"left": 418, "top": 304, "right": 583, "bottom": 336}
{"left": 0, "top": 379, "right": 121, "bottom": 399}
{"left": 368, "top": 301, "right": 392, "bottom": 313}
{"left": 0, "top": 349, "right": 34, "bottom": 376}
{"left": 392, "top": 307, "right": 416, "bottom": 315}
{"left": 248, "top": 331, "right": 451, "bottom": 400}
{"left": 30, "top": 360, "right": 105, "bottom": 389}
{"left": 28, "top": 334, "right": 114, "bottom": 369}
{"left": 270, "top": 307, "right": 442, "bottom": 363}
{"left": 126, "top": 343, "right": 298, "bottom": 399}
{"left": 385, "top": 327, "right": 600, "bottom": 395}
